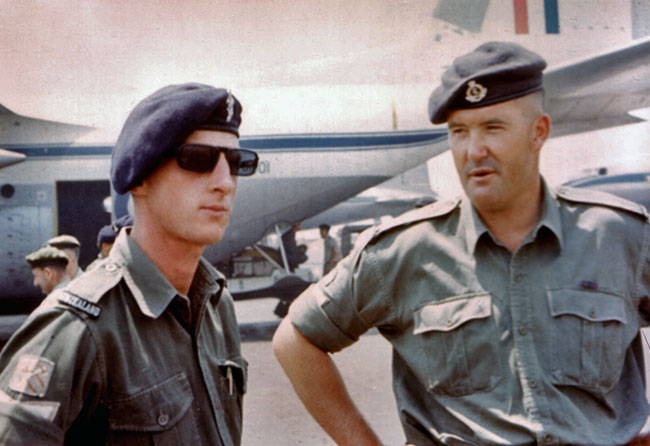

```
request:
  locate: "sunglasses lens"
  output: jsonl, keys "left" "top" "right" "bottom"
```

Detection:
{"left": 225, "top": 149, "right": 259, "bottom": 176}
{"left": 176, "top": 144, "right": 258, "bottom": 176}
{"left": 176, "top": 144, "right": 219, "bottom": 173}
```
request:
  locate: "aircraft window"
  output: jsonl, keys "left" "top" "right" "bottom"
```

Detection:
{"left": 1, "top": 184, "right": 14, "bottom": 198}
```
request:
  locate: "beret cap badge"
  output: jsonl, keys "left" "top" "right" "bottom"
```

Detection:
{"left": 465, "top": 80, "right": 487, "bottom": 103}
{"left": 226, "top": 91, "right": 235, "bottom": 122}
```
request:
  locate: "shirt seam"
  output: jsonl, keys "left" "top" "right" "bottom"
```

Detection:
{"left": 363, "top": 244, "right": 396, "bottom": 328}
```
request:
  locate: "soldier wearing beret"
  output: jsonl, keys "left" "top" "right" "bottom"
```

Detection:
{"left": 0, "top": 83, "right": 258, "bottom": 445}
{"left": 45, "top": 234, "right": 84, "bottom": 280}
{"left": 25, "top": 246, "right": 70, "bottom": 295}
{"left": 85, "top": 225, "right": 118, "bottom": 271}
{"left": 274, "top": 42, "right": 650, "bottom": 445}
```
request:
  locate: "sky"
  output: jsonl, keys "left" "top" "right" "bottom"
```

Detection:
{"left": 2, "top": 0, "right": 649, "bottom": 188}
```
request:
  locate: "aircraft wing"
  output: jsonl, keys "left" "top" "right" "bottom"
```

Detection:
{"left": 0, "top": 104, "right": 95, "bottom": 145}
{"left": 544, "top": 36, "right": 650, "bottom": 137}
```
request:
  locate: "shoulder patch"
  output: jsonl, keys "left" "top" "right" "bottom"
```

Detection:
{"left": 354, "top": 197, "right": 461, "bottom": 249}
{"left": 556, "top": 186, "right": 649, "bottom": 221}
{"left": 9, "top": 354, "right": 55, "bottom": 397}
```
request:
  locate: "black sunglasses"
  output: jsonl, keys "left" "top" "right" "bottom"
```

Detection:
{"left": 175, "top": 143, "right": 259, "bottom": 176}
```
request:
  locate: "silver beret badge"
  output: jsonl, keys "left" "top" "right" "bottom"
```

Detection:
{"left": 465, "top": 80, "right": 487, "bottom": 103}
{"left": 226, "top": 91, "right": 235, "bottom": 122}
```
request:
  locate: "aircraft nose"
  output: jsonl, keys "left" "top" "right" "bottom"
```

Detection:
{"left": 0, "top": 148, "right": 26, "bottom": 169}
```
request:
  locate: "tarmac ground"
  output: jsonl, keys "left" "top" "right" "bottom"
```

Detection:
{"left": 236, "top": 298, "right": 406, "bottom": 445}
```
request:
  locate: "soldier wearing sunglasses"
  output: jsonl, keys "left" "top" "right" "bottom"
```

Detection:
{"left": 0, "top": 83, "right": 257, "bottom": 445}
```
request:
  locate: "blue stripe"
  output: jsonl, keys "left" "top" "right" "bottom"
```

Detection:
{"left": 4, "top": 129, "right": 448, "bottom": 158}
{"left": 544, "top": 0, "right": 560, "bottom": 34}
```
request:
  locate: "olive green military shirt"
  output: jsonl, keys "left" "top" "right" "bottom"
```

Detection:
{"left": 289, "top": 181, "right": 650, "bottom": 446}
{"left": 0, "top": 230, "right": 246, "bottom": 445}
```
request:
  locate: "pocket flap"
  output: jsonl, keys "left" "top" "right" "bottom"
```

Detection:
{"left": 547, "top": 289, "right": 627, "bottom": 323}
{"left": 109, "top": 372, "right": 193, "bottom": 431}
{"left": 414, "top": 294, "right": 491, "bottom": 334}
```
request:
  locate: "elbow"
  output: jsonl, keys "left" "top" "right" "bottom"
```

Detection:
{"left": 272, "top": 317, "right": 294, "bottom": 363}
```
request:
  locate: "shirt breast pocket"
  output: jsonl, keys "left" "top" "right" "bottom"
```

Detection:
{"left": 107, "top": 372, "right": 201, "bottom": 446}
{"left": 547, "top": 289, "right": 627, "bottom": 392}
{"left": 413, "top": 293, "right": 502, "bottom": 397}
{"left": 216, "top": 358, "right": 247, "bottom": 444}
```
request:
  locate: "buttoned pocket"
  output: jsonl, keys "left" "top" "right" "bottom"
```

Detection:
{"left": 413, "top": 294, "right": 502, "bottom": 397}
{"left": 107, "top": 372, "right": 200, "bottom": 446}
{"left": 547, "top": 289, "right": 627, "bottom": 392}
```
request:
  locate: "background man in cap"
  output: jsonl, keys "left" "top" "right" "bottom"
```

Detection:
{"left": 86, "top": 215, "right": 134, "bottom": 271}
{"left": 318, "top": 223, "right": 339, "bottom": 276}
{"left": 45, "top": 234, "right": 83, "bottom": 279}
{"left": 0, "top": 83, "right": 258, "bottom": 445}
{"left": 25, "top": 246, "right": 70, "bottom": 295}
{"left": 274, "top": 42, "right": 650, "bottom": 445}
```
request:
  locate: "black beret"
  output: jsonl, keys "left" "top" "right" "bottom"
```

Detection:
{"left": 111, "top": 83, "right": 243, "bottom": 194}
{"left": 428, "top": 41, "right": 547, "bottom": 124}
{"left": 97, "top": 224, "right": 117, "bottom": 246}
{"left": 26, "top": 247, "right": 69, "bottom": 269}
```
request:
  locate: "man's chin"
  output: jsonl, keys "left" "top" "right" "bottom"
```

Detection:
{"left": 467, "top": 190, "right": 504, "bottom": 213}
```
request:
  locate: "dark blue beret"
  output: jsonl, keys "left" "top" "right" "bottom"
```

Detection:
{"left": 428, "top": 41, "right": 547, "bottom": 124}
{"left": 97, "top": 224, "right": 117, "bottom": 246}
{"left": 112, "top": 214, "right": 134, "bottom": 231}
{"left": 111, "top": 83, "right": 243, "bottom": 194}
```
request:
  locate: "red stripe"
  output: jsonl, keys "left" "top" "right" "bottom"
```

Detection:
{"left": 513, "top": 0, "right": 529, "bottom": 34}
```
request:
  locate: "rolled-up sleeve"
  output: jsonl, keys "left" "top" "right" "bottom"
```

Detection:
{"left": 289, "top": 233, "right": 394, "bottom": 353}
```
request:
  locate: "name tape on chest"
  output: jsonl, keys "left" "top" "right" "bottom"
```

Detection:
{"left": 57, "top": 293, "right": 101, "bottom": 318}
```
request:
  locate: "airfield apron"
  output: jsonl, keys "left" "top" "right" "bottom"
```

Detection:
{"left": 289, "top": 179, "right": 650, "bottom": 445}
{"left": 0, "top": 230, "right": 246, "bottom": 445}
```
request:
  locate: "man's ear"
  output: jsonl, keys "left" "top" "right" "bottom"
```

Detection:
{"left": 129, "top": 181, "right": 147, "bottom": 198}
{"left": 43, "top": 266, "right": 55, "bottom": 281}
{"left": 531, "top": 114, "right": 550, "bottom": 154}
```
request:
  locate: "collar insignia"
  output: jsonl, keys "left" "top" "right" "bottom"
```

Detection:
{"left": 465, "top": 80, "right": 487, "bottom": 103}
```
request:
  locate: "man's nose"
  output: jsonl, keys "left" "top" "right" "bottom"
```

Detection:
{"left": 467, "top": 132, "right": 489, "bottom": 162}
{"left": 210, "top": 152, "right": 237, "bottom": 193}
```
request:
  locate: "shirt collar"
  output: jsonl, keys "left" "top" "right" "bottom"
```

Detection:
{"left": 462, "top": 177, "right": 564, "bottom": 253}
{"left": 109, "top": 230, "right": 225, "bottom": 318}
{"left": 52, "top": 278, "right": 70, "bottom": 293}
{"left": 534, "top": 177, "right": 564, "bottom": 251}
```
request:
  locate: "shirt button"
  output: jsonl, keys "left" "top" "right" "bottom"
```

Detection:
{"left": 446, "top": 319, "right": 453, "bottom": 327}
{"left": 105, "top": 263, "right": 117, "bottom": 273}
{"left": 542, "top": 433, "right": 554, "bottom": 444}
{"left": 589, "top": 309, "right": 597, "bottom": 319}
{"left": 529, "top": 379, "right": 537, "bottom": 389}
{"left": 518, "top": 326, "right": 527, "bottom": 336}
{"left": 157, "top": 412, "right": 170, "bottom": 426}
